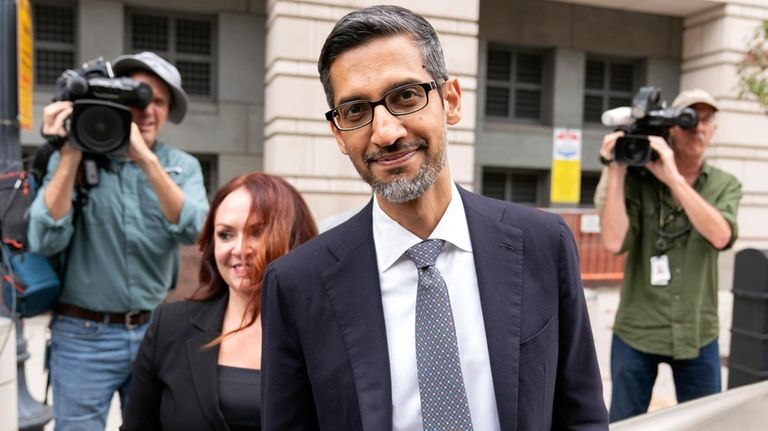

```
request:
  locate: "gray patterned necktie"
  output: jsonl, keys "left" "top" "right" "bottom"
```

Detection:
{"left": 406, "top": 239, "right": 474, "bottom": 431}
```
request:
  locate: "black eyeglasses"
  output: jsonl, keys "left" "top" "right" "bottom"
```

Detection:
{"left": 325, "top": 81, "right": 438, "bottom": 131}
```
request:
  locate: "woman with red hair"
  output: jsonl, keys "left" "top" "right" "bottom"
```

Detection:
{"left": 122, "top": 173, "right": 317, "bottom": 430}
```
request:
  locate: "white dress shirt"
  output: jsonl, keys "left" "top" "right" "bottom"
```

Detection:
{"left": 372, "top": 183, "right": 501, "bottom": 431}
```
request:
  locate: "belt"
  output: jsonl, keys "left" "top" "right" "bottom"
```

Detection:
{"left": 54, "top": 303, "right": 151, "bottom": 329}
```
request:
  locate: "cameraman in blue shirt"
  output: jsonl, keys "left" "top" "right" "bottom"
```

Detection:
{"left": 28, "top": 51, "right": 209, "bottom": 430}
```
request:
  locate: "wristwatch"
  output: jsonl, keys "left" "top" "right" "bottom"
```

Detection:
{"left": 599, "top": 154, "right": 614, "bottom": 166}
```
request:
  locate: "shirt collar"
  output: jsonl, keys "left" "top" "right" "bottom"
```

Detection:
{"left": 372, "top": 182, "right": 472, "bottom": 272}
{"left": 694, "top": 162, "right": 712, "bottom": 190}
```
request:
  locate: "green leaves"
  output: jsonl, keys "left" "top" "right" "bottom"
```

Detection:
{"left": 738, "top": 22, "right": 768, "bottom": 112}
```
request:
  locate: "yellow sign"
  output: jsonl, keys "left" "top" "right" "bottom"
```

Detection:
{"left": 550, "top": 128, "right": 582, "bottom": 204}
{"left": 18, "top": 0, "right": 34, "bottom": 130}
{"left": 550, "top": 159, "right": 581, "bottom": 203}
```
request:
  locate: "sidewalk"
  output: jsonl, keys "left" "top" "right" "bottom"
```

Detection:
{"left": 15, "top": 286, "right": 734, "bottom": 429}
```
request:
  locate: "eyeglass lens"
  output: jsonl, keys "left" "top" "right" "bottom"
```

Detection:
{"left": 333, "top": 83, "right": 430, "bottom": 130}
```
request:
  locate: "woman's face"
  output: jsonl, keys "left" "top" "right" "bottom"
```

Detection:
{"left": 214, "top": 187, "right": 258, "bottom": 291}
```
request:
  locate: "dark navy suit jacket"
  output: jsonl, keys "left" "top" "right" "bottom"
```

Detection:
{"left": 261, "top": 187, "right": 608, "bottom": 430}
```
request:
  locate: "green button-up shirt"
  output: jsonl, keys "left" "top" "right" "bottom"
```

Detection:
{"left": 615, "top": 163, "right": 742, "bottom": 359}
{"left": 27, "top": 142, "right": 209, "bottom": 313}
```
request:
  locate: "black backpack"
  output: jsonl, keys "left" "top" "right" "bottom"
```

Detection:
{"left": 0, "top": 143, "right": 106, "bottom": 318}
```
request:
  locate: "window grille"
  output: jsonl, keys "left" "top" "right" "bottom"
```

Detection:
{"left": 580, "top": 174, "right": 600, "bottom": 207}
{"left": 33, "top": 2, "right": 76, "bottom": 86}
{"left": 482, "top": 172, "right": 507, "bottom": 200}
{"left": 485, "top": 47, "right": 547, "bottom": 121}
{"left": 128, "top": 10, "right": 216, "bottom": 99}
{"left": 510, "top": 173, "right": 538, "bottom": 203}
{"left": 191, "top": 153, "right": 217, "bottom": 200}
{"left": 583, "top": 58, "right": 637, "bottom": 123}
{"left": 481, "top": 170, "right": 544, "bottom": 206}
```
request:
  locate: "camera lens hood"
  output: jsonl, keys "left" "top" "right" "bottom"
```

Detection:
{"left": 69, "top": 100, "right": 132, "bottom": 155}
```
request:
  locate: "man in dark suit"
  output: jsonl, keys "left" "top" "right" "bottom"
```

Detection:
{"left": 261, "top": 5, "right": 608, "bottom": 430}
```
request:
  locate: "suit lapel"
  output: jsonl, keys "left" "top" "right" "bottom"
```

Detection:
{"left": 187, "top": 294, "right": 231, "bottom": 431}
{"left": 321, "top": 202, "right": 392, "bottom": 431}
{"left": 460, "top": 187, "right": 523, "bottom": 431}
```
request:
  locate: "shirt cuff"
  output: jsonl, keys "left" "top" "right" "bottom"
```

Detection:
{"left": 30, "top": 193, "right": 74, "bottom": 228}
{"left": 165, "top": 196, "right": 205, "bottom": 240}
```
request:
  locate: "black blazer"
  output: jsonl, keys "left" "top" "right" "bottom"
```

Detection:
{"left": 261, "top": 186, "right": 608, "bottom": 431}
{"left": 122, "top": 293, "right": 242, "bottom": 430}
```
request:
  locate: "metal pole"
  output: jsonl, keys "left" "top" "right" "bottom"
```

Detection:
{"left": 0, "top": 0, "right": 22, "bottom": 173}
{"left": 1, "top": 0, "right": 52, "bottom": 428}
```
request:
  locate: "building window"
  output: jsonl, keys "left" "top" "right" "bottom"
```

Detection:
{"left": 580, "top": 173, "right": 600, "bottom": 208}
{"left": 481, "top": 169, "right": 545, "bottom": 206}
{"left": 190, "top": 153, "right": 218, "bottom": 200}
{"left": 33, "top": 1, "right": 76, "bottom": 86}
{"left": 485, "top": 47, "right": 547, "bottom": 121}
{"left": 127, "top": 10, "right": 216, "bottom": 99}
{"left": 583, "top": 57, "right": 638, "bottom": 124}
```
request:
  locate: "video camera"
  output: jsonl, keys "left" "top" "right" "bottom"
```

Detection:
{"left": 51, "top": 58, "right": 153, "bottom": 155}
{"left": 601, "top": 86, "right": 698, "bottom": 166}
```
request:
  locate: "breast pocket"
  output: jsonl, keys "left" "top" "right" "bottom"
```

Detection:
{"left": 519, "top": 314, "right": 557, "bottom": 366}
{"left": 138, "top": 182, "right": 168, "bottom": 228}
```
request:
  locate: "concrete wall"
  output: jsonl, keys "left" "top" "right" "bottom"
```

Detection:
{"left": 679, "top": 3, "right": 768, "bottom": 252}
{"left": 476, "top": 0, "right": 683, "bottom": 185}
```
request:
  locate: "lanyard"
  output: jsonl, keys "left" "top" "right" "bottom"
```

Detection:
{"left": 653, "top": 185, "right": 692, "bottom": 254}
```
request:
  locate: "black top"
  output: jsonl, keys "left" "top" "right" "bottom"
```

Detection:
{"left": 218, "top": 365, "right": 261, "bottom": 431}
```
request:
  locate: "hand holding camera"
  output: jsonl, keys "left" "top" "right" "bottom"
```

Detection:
{"left": 601, "top": 86, "right": 697, "bottom": 166}
{"left": 47, "top": 57, "right": 153, "bottom": 155}
{"left": 41, "top": 101, "right": 82, "bottom": 165}
{"left": 127, "top": 122, "right": 158, "bottom": 167}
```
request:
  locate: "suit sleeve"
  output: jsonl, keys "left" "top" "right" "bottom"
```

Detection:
{"left": 121, "top": 305, "right": 165, "bottom": 431}
{"left": 261, "top": 266, "right": 320, "bottom": 431}
{"left": 553, "top": 221, "right": 609, "bottom": 430}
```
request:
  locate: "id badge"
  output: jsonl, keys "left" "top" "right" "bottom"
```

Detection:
{"left": 650, "top": 254, "right": 671, "bottom": 286}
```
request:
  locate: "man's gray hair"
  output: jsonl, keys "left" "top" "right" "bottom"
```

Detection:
{"left": 317, "top": 5, "right": 449, "bottom": 108}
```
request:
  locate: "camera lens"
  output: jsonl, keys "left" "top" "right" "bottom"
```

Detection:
{"left": 76, "top": 106, "right": 125, "bottom": 153}
{"left": 614, "top": 135, "right": 652, "bottom": 166}
{"left": 70, "top": 100, "right": 132, "bottom": 155}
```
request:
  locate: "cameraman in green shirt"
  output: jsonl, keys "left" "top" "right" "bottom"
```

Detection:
{"left": 598, "top": 89, "right": 742, "bottom": 422}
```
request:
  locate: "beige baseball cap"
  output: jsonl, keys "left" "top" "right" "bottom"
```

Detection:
{"left": 671, "top": 88, "right": 719, "bottom": 111}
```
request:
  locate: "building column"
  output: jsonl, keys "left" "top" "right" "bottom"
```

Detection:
{"left": 263, "top": 0, "right": 480, "bottom": 222}
{"left": 679, "top": 3, "right": 768, "bottom": 289}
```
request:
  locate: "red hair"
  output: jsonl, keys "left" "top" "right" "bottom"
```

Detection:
{"left": 192, "top": 173, "right": 317, "bottom": 342}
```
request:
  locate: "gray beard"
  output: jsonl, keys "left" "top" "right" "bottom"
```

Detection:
{"left": 365, "top": 145, "right": 446, "bottom": 203}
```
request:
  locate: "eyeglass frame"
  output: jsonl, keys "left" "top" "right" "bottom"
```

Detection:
{"left": 324, "top": 81, "right": 439, "bottom": 131}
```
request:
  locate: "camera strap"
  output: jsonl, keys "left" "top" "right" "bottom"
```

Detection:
{"left": 653, "top": 184, "right": 692, "bottom": 254}
{"left": 72, "top": 153, "right": 111, "bottom": 209}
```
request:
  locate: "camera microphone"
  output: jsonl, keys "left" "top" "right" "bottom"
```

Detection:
{"left": 601, "top": 107, "right": 634, "bottom": 127}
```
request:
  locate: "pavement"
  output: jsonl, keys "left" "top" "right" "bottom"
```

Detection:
{"left": 13, "top": 286, "right": 734, "bottom": 430}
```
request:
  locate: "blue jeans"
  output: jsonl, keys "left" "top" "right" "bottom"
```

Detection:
{"left": 50, "top": 314, "right": 148, "bottom": 431}
{"left": 609, "top": 334, "right": 721, "bottom": 422}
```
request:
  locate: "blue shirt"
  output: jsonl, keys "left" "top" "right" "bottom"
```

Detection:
{"left": 28, "top": 142, "right": 209, "bottom": 312}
